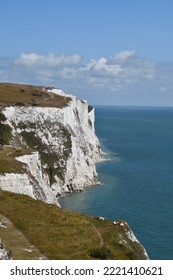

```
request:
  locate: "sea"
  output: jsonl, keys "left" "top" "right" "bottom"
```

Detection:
{"left": 59, "top": 106, "right": 173, "bottom": 260}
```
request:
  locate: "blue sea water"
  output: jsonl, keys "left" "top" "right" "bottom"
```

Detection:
{"left": 59, "top": 106, "right": 173, "bottom": 260}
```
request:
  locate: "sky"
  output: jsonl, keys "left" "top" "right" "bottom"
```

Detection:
{"left": 1, "top": 0, "right": 173, "bottom": 106}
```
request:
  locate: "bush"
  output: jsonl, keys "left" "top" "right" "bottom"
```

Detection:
{"left": 90, "top": 247, "right": 114, "bottom": 260}
{"left": 0, "top": 123, "right": 12, "bottom": 145}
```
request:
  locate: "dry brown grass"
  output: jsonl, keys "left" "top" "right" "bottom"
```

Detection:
{"left": 0, "top": 146, "right": 31, "bottom": 173}
{"left": 0, "top": 83, "right": 71, "bottom": 108}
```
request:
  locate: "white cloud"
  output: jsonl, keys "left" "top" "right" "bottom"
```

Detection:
{"left": 75, "top": 51, "right": 156, "bottom": 84}
{"left": 111, "top": 50, "right": 136, "bottom": 61}
{"left": 15, "top": 52, "right": 81, "bottom": 67}
{"left": 89, "top": 57, "right": 122, "bottom": 76}
{"left": 1, "top": 51, "right": 173, "bottom": 105}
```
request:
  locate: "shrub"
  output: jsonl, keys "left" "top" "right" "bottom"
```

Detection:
{"left": 0, "top": 123, "right": 12, "bottom": 145}
{"left": 90, "top": 247, "right": 114, "bottom": 260}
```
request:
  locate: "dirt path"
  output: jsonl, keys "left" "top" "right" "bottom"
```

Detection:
{"left": 91, "top": 223, "right": 104, "bottom": 247}
{"left": 0, "top": 214, "right": 46, "bottom": 260}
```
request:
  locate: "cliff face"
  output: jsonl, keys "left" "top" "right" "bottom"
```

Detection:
{"left": 0, "top": 85, "right": 102, "bottom": 206}
{"left": 0, "top": 241, "right": 12, "bottom": 260}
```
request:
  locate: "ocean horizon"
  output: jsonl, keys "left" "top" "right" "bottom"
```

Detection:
{"left": 60, "top": 105, "right": 173, "bottom": 260}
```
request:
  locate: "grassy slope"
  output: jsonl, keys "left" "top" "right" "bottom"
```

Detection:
{"left": 0, "top": 83, "right": 71, "bottom": 108}
{"left": 0, "top": 190, "right": 147, "bottom": 260}
{"left": 0, "top": 214, "right": 46, "bottom": 260}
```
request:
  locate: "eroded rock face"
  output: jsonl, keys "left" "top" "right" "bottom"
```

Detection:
{"left": 0, "top": 152, "right": 57, "bottom": 205}
{"left": 115, "top": 220, "right": 149, "bottom": 260}
{"left": 0, "top": 88, "right": 102, "bottom": 206}
{"left": 0, "top": 241, "right": 12, "bottom": 260}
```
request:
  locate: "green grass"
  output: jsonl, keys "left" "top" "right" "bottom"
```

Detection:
{"left": 0, "top": 214, "right": 45, "bottom": 260}
{"left": 0, "top": 190, "right": 148, "bottom": 260}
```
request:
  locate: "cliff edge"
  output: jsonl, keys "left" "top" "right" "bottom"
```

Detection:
{"left": 0, "top": 83, "right": 102, "bottom": 206}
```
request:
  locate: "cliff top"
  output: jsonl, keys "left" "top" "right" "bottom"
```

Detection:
{"left": 0, "top": 83, "right": 71, "bottom": 108}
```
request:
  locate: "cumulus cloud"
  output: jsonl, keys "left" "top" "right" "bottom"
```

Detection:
{"left": 75, "top": 50, "right": 157, "bottom": 91}
{"left": 110, "top": 50, "right": 137, "bottom": 62}
{"left": 15, "top": 52, "right": 81, "bottom": 67}
{"left": 89, "top": 57, "right": 122, "bottom": 77}
{"left": 1, "top": 50, "right": 173, "bottom": 105}
{"left": 11, "top": 50, "right": 156, "bottom": 83}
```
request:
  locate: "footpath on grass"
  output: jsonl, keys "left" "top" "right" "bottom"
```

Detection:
{"left": 0, "top": 213, "right": 46, "bottom": 260}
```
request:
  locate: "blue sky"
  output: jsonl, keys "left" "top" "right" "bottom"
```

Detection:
{"left": 1, "top": 0, "right": 173, "bottom": 106}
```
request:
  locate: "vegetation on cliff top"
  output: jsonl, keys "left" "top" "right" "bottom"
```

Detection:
{"left": 0, "top": 83, "right": 71, "bottom": 108}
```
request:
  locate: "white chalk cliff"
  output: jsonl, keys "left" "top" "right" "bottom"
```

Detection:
{"left": 0, "top": 245, "right": 12, "bottom": 260}
{"left": 0, "top": 84, "right": 149, "bottom": 260}
{"left": 0, "top": 88, "right": 102, "bottom": 206}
